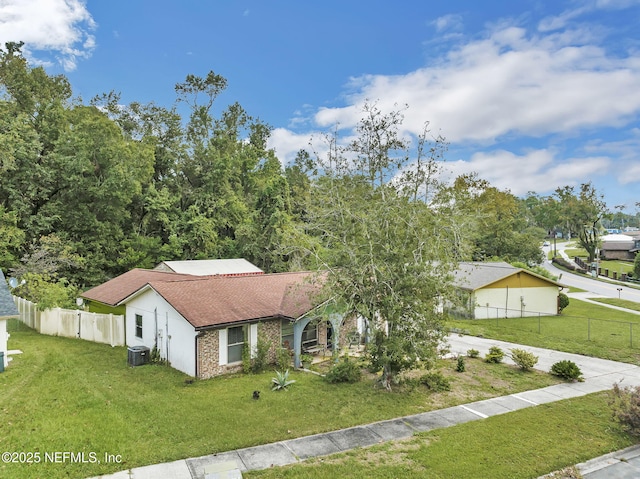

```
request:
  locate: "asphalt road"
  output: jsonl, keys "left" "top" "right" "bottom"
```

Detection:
{"left": 541, "top": 244, "right": 640, "bottom": 303}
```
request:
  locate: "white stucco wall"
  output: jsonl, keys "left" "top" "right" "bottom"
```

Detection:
{"left": 473, "top": 286, "right": 559, "bottom": 319}
{"left": 125, "top": 289, "right": 197, "bottom": 376}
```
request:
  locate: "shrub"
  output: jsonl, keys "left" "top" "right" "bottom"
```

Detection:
{"left": 510, "top": 348, "right": 539, "bottom": 371}
{"left": 149, "top": 346, "right": 165, "bottom": 365}
{"left": 558, "top": 292, "right": 570, "bottom": 313}
{"left": 271, "top": 370, "right": 296, "bottom": 391}
{"left": 455, "top": 355, "right": 465, "bottom": 372}
{"left": 325, "top": 356, "right": 362, "bottom": 383}
{"left": 466, "top": 349, "right": 480, "bottom": 358}
{"left": 609, "top": 383, "right": 640, "bottom": 437}
{"left": 251, "top": 335, "right": 271, "bottom": 373}
{"left": 300, "top": 354, "right": 314, "bottom": 368}
{"left": 276, "top": 348, "right": 291, "bottom": 370}
{"left": 485, "top": 346, "right": 504, "bottom": 364}
{"left": 242, "top": 333, "right": 272, "bottom": 374}
{"left": 419, "top": 371, "right": 451, "bottom": 392}
{"left": 550, "top": 360, "right": 583, "bottom": 381}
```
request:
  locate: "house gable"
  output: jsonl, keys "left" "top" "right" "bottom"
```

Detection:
{"left": 481, "top": 271, "right": 558, "bottom": 290}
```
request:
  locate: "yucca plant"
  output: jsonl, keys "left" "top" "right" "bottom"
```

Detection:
{"left": 271, "top": 369, "right": 296, "bottom": 391}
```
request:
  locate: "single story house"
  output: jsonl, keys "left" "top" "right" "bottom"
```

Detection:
{"left": 599, "top": 234, "right": 640, "bottom": 261}
{"left": 82, "top": 268, "right": 353, "bottom": 378}
{"left": 449, "top": 262, "right": 565, "bottom": 319}
{"left": 0, "top": 269, "right": 20, "bottom": 369}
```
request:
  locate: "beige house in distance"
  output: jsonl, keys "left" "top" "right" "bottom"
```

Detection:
{"left": 449, "top": 262, "right": 565, "bottom": 319}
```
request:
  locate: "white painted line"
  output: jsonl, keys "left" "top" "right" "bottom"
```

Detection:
{"left": 511, "top": 394, "right": 539, "bottom": 406}
{"left": 460, "top": 405, "right": 488, "bottom": 419}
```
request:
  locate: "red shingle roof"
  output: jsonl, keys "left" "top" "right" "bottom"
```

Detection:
{"left": 148, "top": 272, "right": 321, "bottom": 329}
{"left": 81, "top": 269, "right": 202, "bottom": 306}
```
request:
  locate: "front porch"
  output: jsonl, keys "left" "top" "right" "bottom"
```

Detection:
{"left": 286, "top": 312, "right": 362, "bottom": 368}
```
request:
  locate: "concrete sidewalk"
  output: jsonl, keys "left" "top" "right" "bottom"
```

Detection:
{"left": 89, "top": 335, "right": 640, "bottom": 479}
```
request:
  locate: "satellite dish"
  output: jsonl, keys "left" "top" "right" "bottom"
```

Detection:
{"left": 76, "top": 297, "right": 84, "bottom": 307}
{"left": 8, "top": 277, "right": 18, "bottom": 288}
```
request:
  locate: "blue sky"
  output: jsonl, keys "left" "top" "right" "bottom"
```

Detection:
{"left": 2, "top": 0, "right": 640, "bottom": 212}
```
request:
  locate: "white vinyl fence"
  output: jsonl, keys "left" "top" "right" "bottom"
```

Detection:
{"left": 13, "top": 296, "right": 125, "bottom": 347}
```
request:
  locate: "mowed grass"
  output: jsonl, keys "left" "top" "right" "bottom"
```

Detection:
{"left": 592, "top": 297, "right": 640, "bottom": 312}
{"left": 247, "top": 392, "right": 634, "bottom": 479}
{"left": 449, "top": 298, "right": 640, "bottom": 364}
{"left": 1, "top": 323, "right": 559, "bottom": 479}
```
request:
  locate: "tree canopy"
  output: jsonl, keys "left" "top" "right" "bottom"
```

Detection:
{"left": 1, "top": 42, "right": 626, "bottom": 315}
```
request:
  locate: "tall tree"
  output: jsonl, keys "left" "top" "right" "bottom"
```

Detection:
{"left": 554, "top": 183, "right": 608, "bottom": 262}
{"left": 296, "top": 103, "right": 461, "bottom": 390}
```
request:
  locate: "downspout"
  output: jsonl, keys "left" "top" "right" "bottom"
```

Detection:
{"left": 154, "top": 308, "right": 158, "bottom": 350}
{"left": 505, "top": 286, "right": 509, "bottom": 318}
{"left": 195, "top": 333, "right": 198, "bottom": 378}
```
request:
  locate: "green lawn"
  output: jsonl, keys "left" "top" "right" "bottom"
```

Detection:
{"left": 592, "top": 297, "right": 640, "bottom": 312}
{"left": 448, "top": 298, "right": 640, "bottom": 364}
{"left": 247, "top": 392, "right": 635, "bottom": 479}
{"left": 0, "top": 322, "right": 560, "bottom": 479}
{"left": 598, "top": 259, "right": 634, "bottom": 275}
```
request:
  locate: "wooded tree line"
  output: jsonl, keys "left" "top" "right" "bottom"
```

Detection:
{"left": 0, "top": 42, "right": 621, "bottom": 297}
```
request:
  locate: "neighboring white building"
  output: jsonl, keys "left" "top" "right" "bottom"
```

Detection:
{"left": 449, "top": 262, "right": 565, "bottom": 319}
{"left": 0, "top": 269, "right": 19, "bottom": 369}
{"left": 153, "top": 259, "right": 263, "bottom": 276}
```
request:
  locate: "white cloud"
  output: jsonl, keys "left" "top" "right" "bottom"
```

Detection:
{"left": 443, "top": 149, "right": 611, "bottom": 195}
{"left": 431, "top": 14, "right": 464, "bottom": 33}
{"left": 0, "top": 0, "right": 96, "bottom": 71}
{"left": 311, "top": 24, "right": 640, "bottom": 144}
{"left": 267, "top": 128, "right": 313, "bottom": 164}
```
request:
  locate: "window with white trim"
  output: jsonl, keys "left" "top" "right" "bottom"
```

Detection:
{"left": 227, "top": 326, "right": 244, "bottom": 363}
{"left": 135, "top": 314, "right": 143, "bottom": 339}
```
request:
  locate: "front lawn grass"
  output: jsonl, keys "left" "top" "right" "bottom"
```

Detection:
{"left": 448, "top": 298, "right": 640, "bottom": 364}
{"left": 247, "top": 392, "right": 635, "bottom": 479}
{"left": 1, "top": 324, "right": 559, "bottom": 479}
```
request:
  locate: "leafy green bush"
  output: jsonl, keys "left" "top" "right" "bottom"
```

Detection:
{"left": 419, "top": 371, "right": 451, "bottom": 392}
{"left": 550, "top": 360, "right": 583, "bottom": 381}
{"left": 300, "top": 354, "right": 314, "bottom": 368}
{"left": 558, "top": 292, "right": 570, "bottom": 313}
{"left": 251, "top": 335, "right": 271, "bottom": 373}
{"left": 242, "top": 333, "right": 272, "bottom": 374}
{"left": 276, "top": 348, "right": 291, "bottom": 370}
{"left": 325, "top": 356, "right": 362, "bottom": 383}
{"left": 510, "top": 348, "right": 539, "bottom": 371}
{"left": 609, "top": 383, "right": 640, "bottom": 437}
{"left": 467, "top": 349, "right": 480, "bottom": 358}
{"left": 455, "top": 355, "right": 465, "bottom": 372}
{"left": 485, "top": 346, "right": 504, "bottom": 364}
{"left": 271, "top": 370, "right": 296, "bottom": 391}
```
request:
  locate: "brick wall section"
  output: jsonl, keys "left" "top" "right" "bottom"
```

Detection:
{"left": 197, "top": 329, "right": 242, "bottom": 379}
{"left": 318, "top": 320, "right": 328, "bottom": 348}
{"left": 197, "top": 319, "right": 282, "bottom": 379}
{"left": 342, "top": 314, "right": 358, "bottom": 345}
{"left": 258, "top": 319, "right": 281, "bottom": 364}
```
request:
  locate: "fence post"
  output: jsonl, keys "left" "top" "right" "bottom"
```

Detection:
{"left": 538, "top": 313, "right": 541, "bottom": 334}
{"left": 631, "top": 323, "right": 633, "bottom": 348}
{"left": 588, "top": 318, "right": 591, "bottom": 341}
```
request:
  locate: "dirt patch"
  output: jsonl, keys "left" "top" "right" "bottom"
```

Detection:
{"left": 312, "top": 436, "right": 432, "bottom": 471}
